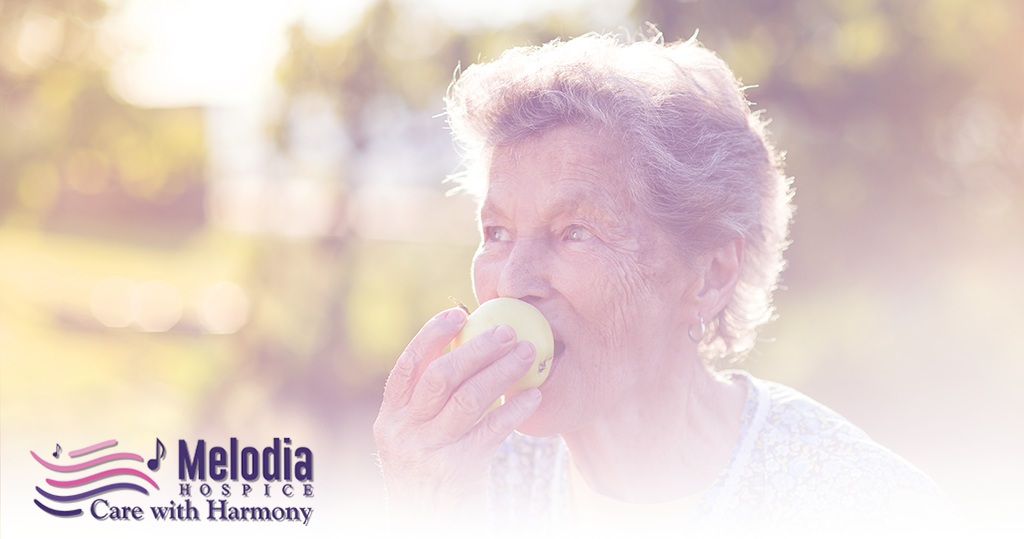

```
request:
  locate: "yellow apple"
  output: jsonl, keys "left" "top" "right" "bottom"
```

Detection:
{"left": 450, "top": 297, "right": 553, "bottom": 399}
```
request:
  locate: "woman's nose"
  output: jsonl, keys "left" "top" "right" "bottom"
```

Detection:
{"left": 496, "top": 237, "right": 551, "bottom": 300}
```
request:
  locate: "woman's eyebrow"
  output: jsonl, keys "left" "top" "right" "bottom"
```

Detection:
{"left": 545, "top": 184, "right": 625, "bottom": 221}
{"left": 490, "top": 193, "right": 624, "bottom": 225}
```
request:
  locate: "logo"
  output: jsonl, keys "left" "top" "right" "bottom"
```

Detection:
{"left": 30, "top": 437, "right": 314, "bottom": 526}
{"left": 31, "top": 438, "right": 160, "bottom": 518}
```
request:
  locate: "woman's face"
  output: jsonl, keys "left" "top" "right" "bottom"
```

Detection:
{"left": 472, "top": 125, "right": 701, "bottom": 436}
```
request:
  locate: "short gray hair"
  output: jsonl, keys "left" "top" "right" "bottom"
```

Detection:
{"left": 445, "top": 32, "right": 793, "bottom": 360}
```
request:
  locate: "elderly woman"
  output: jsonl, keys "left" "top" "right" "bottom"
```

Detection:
{"left": 373, "top": 32, "right": 948, "bottom": 535}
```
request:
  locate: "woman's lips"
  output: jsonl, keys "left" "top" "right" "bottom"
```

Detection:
{"left": 544, "top": 338, "right": 569, "bottom": 385}
{"left": 547, "top": 320, "right": 565, "bottom": 360}
{"left": 542, "top": 317, "right": 563, "bottom": 388}
{"left": 537, "top": 339, "right": 563, "bottom": 390}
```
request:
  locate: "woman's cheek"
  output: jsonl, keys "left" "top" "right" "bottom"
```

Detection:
{"left": 470, "top": 249, "right": 502, "bottom": 298}
{"left": 574, "top": 244, "right": 650, "bottom": 303}
{"left": 555, "top": 248, "right": 635, "bottom": 317}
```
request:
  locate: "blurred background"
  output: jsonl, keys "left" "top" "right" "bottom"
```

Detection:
{"left": 2, "top": 0, "right": 1022, "bottom": 536}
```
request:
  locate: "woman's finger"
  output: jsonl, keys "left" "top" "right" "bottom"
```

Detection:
{"left": 467, "top": 387, "right": 543, "bottom": 452}
{"left": 381, "top": 308, "right": 467, "bottom": 412}
{"left": 433, "top": 341, "right": 537, "bottom": 440}
{"left": 406, "top": 324, "right": 518, "bottom": 423}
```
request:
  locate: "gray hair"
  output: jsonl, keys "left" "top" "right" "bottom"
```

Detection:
{"left": 444, "top": 32, "right": 794, "bottom": 360}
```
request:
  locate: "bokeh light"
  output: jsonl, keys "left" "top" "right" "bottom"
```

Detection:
{"left": 2, "top": 0, "right": 1022, "bottom": 536}
{"left": 132, "top": 280, "right": 183, "bottom": 332}
{"left": 198, "top": 281, "right": 250, "bottom": 334}
{"left": 90, "top": 276, "right": 136, "bottom": 328}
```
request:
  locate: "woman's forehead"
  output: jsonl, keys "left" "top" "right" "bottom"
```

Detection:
{"left": 485, "top": 127, "right": 628, "bottom": 196}
{"left": 483, "top": 165, "right": 631, "bottom": 222}
{"left": 481, "top": 178, "right": 621, "bottom": 219}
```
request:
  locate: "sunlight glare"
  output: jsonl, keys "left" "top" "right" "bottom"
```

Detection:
{"left": 132, "top": 280, "right": 184, "bottom": 332}
{"left": 198, "top": 281, "right": 250, "bottom": 335}
{"left": 102, "top": 0, "right": 296, "bottom": 107}
{"left": 90, "top": 276, "right": 136, "bottom": 328}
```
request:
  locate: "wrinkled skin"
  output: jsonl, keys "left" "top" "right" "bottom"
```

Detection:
{"left": 373, "top": 307, "right": 541, "bottom": 521}
{"left": 472, "top": 126, "right": 699, "bottom": 438}
{"left": 374, "top": 125, "right": 713, "bottom": 521}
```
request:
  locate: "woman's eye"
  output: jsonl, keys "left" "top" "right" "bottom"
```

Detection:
{"left": 564, "top": 225, "right": 593, "bottom": 242}
{"left": 485, "top": 226, "right": 511, "bottom": 242}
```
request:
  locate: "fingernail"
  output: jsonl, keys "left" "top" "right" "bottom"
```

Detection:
{"left": 514, "top": 341, "right": 534, "bottom": 361}
{"left": 494, "top": 325, "right": 515, "bottom": 344}
{"left": 520, "top": 387, "right": 542, "bottom": 403}
{"left": 444, "top": 308, "right": 467, "bottom": 325}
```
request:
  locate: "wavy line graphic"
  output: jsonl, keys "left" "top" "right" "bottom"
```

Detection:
{"left": 68, "top": 439, "right": 117, "bottom": 458}
{"left": 36, "top": 482, "right": 150, "bottom": 503}
{"left": 34, "top": 499, "right": 83, "bottom": 518}
{"left": 46, "top": 468, "right": 159, "bottom": 490}
{"left": 30, "top": 451, "right": 143, "bottom": 472}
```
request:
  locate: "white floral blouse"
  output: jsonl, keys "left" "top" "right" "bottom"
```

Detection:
{"left": 487, "top": 370, "right": 953, "bottom": 536}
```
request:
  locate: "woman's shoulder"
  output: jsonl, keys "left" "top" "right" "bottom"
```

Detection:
{"left": 712, "top": 370, "right": 953, "bottom": 527}
{"left": 732, "top": 371, "right": 940, "bottom": 486}
{"left": 751, "top": 374, "right": 930, "bottom": 477}
{"left": 753, "top": 374, "right": 879, "bottom": 449}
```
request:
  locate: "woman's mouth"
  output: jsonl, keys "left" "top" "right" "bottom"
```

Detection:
{"left": 536, "top": 339, "right": 563, "bottom": 390}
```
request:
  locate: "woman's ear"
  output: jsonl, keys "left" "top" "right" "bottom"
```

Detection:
{"left": 696, "top": 238, "right": 744, "bottom": 319}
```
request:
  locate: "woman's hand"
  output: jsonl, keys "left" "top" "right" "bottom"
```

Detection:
{"left": 373, "top": 307, "right": 543, "bottom": 523}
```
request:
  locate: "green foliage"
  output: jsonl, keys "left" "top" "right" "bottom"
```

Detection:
{"left": 2, "top": 2, "right": 1022, "bottom": 519}
{"left": 1, "top": 0, "right": 206, "bottom": 223}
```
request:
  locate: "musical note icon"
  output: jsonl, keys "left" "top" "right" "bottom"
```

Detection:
{"left": 147, "top": 438, "right": 166, "bottom": 471}
{"left": 52, "top": 443, "right": 62, "bottom": 459}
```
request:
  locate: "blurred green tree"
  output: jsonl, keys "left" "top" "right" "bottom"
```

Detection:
{"left": 1, "top": 0, "right": 1021, "bottom": 521}
{"left": 1, "top": 0, "right": 207, "bottom": 237}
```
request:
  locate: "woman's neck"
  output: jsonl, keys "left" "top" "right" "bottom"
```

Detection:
{"left": 560, "top": 358, "right": 747, "bottom": 503}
